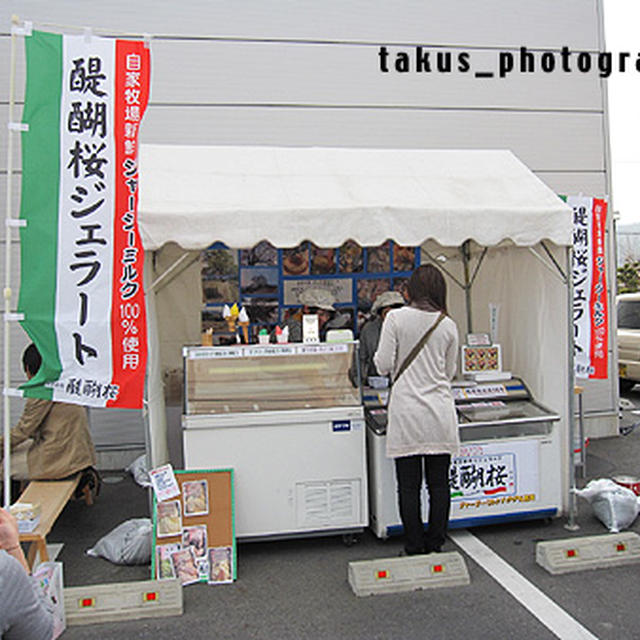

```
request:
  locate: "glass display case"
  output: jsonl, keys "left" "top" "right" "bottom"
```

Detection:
{"left": 182, "top": 342, "right": 368, "bottom": 540}
{"left": 184, "top": 343, "right": 360, "bottom": 415}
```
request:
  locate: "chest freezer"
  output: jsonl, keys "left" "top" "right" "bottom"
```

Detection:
{"left": 182, "top": 343, "right": 368, "bottom": 540}
{"left": 366, "top": 377, "right": 562, "bottom": 539}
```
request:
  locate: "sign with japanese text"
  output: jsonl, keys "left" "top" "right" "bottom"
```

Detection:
{"left": 449, "top": 439, "right": 540, "bottom": 512}
{"left": 567, "top": 195, "right": 609, "bottom": 379}
{"left": 18, "top": 30, "right": 150, "bottom": 408}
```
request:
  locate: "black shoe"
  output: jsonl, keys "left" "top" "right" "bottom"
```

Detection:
{"left": 75, "top": 467, "right": 101, "bottom": 500}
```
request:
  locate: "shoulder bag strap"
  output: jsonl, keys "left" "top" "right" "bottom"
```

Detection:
{"left": 392, "top": 312, "right": 445, "bottom": 384}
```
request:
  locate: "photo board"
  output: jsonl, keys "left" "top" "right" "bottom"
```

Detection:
{"left": 152, "top": 469, "right": 235, "bottom": 586}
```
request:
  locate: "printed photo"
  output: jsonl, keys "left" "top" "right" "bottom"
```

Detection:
{"left": 462, "top": 345, "right": 501, "bottom": 373}
{"left": 183, "top": 480, "right": 209, "bottom": 516}
{"left": 240, "top": 241, "right": 278, "bottom": 266}
{"left": 366, "top": 241, "right": 391, "bottom": 272}
{"left": 202, "top": 277, "right": 239, "bottom": 304}
{"left": 170, "top": 547, "right": 200, "bottom": 586}
{"left": 156, "top": 500, "right": 182, "bottom": 538}
{"left": 240, "top": 267, "right": 279, "bottom": 295}
{"left": 310, "top": 245, "right": 336, "bottom": 275}
{"left": 156, "top": 543, "right": 181, "bottom": 580}
{"left": 338, "top": 240, "right": 363, "bottom": 273}
{"left": 201, "top": 249, "right": 239, "bottom": 303}
{"left": 208, "top": 546, "right": 233, "bottom": 584}
{"left": 282, "top": 243, "right": 309, "bottom": 276}
{"left": 393, "top": 244, "right": 416, "bottom": 272}
{"left": 182, "top": 525, "right": 208, "bottom": 558}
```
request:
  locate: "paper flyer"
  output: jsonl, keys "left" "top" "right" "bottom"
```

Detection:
{"left": 149, "top": 463, "right": 181, "bottom": 502}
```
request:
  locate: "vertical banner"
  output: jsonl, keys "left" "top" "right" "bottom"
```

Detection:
{"left": 568, "top": 195, "right": 609, "bottom": 380}
{"left": 18, "top": 30, "right": 150, "bottom": 408}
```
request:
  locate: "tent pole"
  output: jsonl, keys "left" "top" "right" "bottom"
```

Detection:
{"left": 3, "top": 23, "right": 18, "bottom": 508}
{"left": 144, "top": 252, "right": 169, "bottom": 468}
{"left": 461, "top": 241, "right": 473, "bottom": 334}
{"left": 565, "top": 246, "right": 579, "bottom": 530}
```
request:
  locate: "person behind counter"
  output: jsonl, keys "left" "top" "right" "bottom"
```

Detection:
{"left": 273, "top": 287, "right": 351, "bottom": 342}
{"left": 349, "top": 290, "right": 405, "bottom": 387}
{"left": 0, "top": 344, "right": 100, "bottom": 502}
{"left": 373, "top": 264, "right": 459, "bottom": 556}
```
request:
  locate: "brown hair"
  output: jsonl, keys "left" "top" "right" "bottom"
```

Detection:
{"left": 407, "top": 264, "right": 447, "bottom": 314}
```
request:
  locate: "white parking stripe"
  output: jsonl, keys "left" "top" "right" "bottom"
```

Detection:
{"left": 449, "top": 530, "right": 599, "bottom": 640}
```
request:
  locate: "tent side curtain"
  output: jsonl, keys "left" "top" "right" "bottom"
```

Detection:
{"left": 137, "top": 145, "right": 573, "bottom": 252}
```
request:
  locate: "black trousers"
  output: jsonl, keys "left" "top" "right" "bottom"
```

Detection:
{"left": 395, "top": 453, "right": 451, "bottom": 554}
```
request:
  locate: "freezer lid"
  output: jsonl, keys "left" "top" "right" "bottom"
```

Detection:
{"left": 456, "top": 399, "right": 560, "bottom": 427}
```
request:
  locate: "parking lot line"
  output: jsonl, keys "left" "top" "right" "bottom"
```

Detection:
{"left": 449, "top": 530, "right": 599, "bottom": 640}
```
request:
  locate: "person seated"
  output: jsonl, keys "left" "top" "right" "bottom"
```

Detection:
{"left": 0, "top": 507, "right": 54, "bottom": 639}
{"left": 349, "top": 290, "right": 405, "bottom": 387}
{"left": 0, "top": 344, "right": 99, "bottom": 501}
{"left": 274, "top": 287, "right": 351, "bottom": 343}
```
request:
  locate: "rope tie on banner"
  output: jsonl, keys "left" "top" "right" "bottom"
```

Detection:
{"left": 11, "top": 19, "right": 32, "bottom": 37}
{"left": 5, "top": 219, "right": 26, "bottom": 228}
{"left": 3, "top": 313, "right": 24, "bottom": 322}
{"left": 7, "top": 122, "right": 29, "bottom": 132}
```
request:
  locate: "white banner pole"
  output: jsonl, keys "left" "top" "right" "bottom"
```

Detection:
{"left": 3, "top": 18, "right": 19, "bottom": 508}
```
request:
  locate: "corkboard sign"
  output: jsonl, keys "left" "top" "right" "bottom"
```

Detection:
{"left": 152, "top": 469, "right": 235, "bottom": 585}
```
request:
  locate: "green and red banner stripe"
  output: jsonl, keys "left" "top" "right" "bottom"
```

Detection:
{"left": 18, "top": 30, "right": 150, "bottom": 408}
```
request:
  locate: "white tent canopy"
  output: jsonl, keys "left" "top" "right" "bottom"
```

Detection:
{"left": 138, "top": 144, "right": 574, "bottom": 514}
{"left": 138, "top": 145, "right": 572, "bottom": 251}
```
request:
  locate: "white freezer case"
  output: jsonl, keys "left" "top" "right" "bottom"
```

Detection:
{"left": 182, "top": 343, "right": 368, "bottom": 540}
{"left": 366, "top": 378, "right": 562, "bottom": 539}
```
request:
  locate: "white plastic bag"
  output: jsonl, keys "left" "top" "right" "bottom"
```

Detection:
{"left": 86, "top": 518, "right": 152, "bottom": 565}
{"left": 125, "top": 454, "right": 152, "bottom": 488}
{"left": 575, "top": 478, "right": 640, "bottom": 532}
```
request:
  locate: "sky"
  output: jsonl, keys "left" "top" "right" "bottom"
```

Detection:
{"left": 603, "top": 2, "right": 640, "bottom": 225}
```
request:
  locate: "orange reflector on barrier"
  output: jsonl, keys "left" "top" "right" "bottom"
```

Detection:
{"left": 79, "top": 598, "right": 95, "bottom": 608}
{"left": 376, "top": 570, "right": 388, "bottom": 580}
{"left": 144, "top": 592, "right": 158, "bottom": 602}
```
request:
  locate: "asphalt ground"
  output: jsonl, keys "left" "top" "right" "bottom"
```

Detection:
{"left": 45, "top": 394, "right": 640, "bottom": 639}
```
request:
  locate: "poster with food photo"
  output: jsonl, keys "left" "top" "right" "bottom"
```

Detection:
{"left": 338, "top": 240, "right": 363, "bottom": 273}
{"left": 183, "top": 480, "right": 209, "bottom": 516}
{"left": 282, "top": 243, "right": 309, "bottom": 276}
{"left": 310, "top": 245, "right": 336, "bottom": 275}
{"left": 393, "top": 244, "right": 416, "bottom": 272}
{"left": 156, "top": 543, "right": 181, "bottom": 580}
{"left": 156, "top": 500, "right": 182, "bottom": 538}
{"left": 462, "top": 345, "right": 502, "bottom": 374}
{"left": 170, "top": 547, "right": 200, "bottom": 586}
{"left": 208, "top": 546, "right": 233, "bottom": 585}
{"left": 182, "top": 525, "right": 208, "bottom": 558}
{"left": 366, "top": 241, "right": 391, "bottom": 272}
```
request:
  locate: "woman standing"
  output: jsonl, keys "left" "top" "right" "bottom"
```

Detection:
{"left": 374, "top": 264, "right": 459, "bottom": 555}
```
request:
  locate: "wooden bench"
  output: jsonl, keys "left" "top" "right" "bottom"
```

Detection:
{"left": 17, "top": 475, "right": 87, "bottom": 569}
